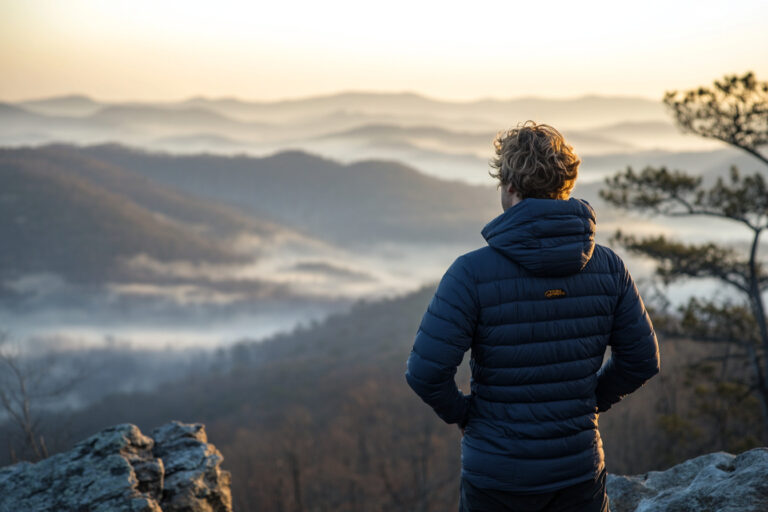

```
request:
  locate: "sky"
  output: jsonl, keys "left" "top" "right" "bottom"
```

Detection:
{"left": 2, "top": 0, "right": 767, "bottom": 103}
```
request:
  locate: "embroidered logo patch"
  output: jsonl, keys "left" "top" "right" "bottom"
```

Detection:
{"left": 545, "top": 288, "right": 567, "bottom": 298}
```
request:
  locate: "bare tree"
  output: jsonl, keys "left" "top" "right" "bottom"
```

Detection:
{"left": 0, "top": 331, "right": 88, "bottom": 461}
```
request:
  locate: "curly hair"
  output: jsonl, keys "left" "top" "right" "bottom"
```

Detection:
{"left": 489, "top": 121, "right": 580, "bottom": 200}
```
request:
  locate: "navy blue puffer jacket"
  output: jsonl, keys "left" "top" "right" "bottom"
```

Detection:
{"left": 405, "top": 196, "right": 660, "bottom": 493}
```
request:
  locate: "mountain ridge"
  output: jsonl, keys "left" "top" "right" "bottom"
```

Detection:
{"left": 12, "top": 90, "right": 661, "bottom": 108}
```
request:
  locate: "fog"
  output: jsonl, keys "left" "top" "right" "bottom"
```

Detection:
{"left": 1, "top": 91, "right": 764, "bottom": 421}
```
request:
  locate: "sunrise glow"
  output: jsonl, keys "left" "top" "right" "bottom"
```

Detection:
{"left": 2, "top": 0, "right": 767, "bottom": 102}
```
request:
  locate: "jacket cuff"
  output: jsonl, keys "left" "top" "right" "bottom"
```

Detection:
{"left": 457, "top": 394, "right": 472, "bottom": 428}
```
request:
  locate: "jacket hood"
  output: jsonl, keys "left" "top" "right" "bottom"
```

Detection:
{"left": 481, "top": 197, "right": 596, "bottom": 277}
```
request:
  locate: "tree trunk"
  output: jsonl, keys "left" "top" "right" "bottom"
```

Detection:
{"left": 747, "top": 228, "right": 768, "bottom": 442}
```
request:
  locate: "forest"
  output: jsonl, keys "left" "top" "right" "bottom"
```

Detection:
{"left": 1, "top": 72, "right": 766, "bottom": 511}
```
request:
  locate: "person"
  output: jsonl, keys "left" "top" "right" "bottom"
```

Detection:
{"left": 404, "top": 121, "right": 660, "bottom": 512}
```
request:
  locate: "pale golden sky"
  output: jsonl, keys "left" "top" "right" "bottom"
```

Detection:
{"left": 2, "top": 0, "right": 767, "bottom": 103}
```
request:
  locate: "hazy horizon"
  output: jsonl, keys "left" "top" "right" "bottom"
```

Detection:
{"left": 2, "top": 3, "right": 766, "bottom": 507}
{"left": 6, "top": 89, "right": 666, "bottom": 105}
{"left": 3, "top": 0, "right": 767, "bottom": 103}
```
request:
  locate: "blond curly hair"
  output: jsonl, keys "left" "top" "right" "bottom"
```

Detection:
{"left": 489, "top": 121, "right": 580, "bottom": 200}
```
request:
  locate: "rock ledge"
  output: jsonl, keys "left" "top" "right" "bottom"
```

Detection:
{"left": 0, "top": 421, "right": 231, "bottom": 512}
{"left": 607, "top": 447, "right": 768, "bottom": 512}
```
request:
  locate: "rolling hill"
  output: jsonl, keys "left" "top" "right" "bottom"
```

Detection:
{"left": 317, "top": 122, "right": 636, "bottom": 157}
{"left": 77, "top": 143, "right": 501, "bottom": 246}
{"left": 0, "top": 155, "right": 244, "bottom": 285}
{"left": 0, "top": 143, "right": 504, "bottom": 315}
{"left": 3, "top": 92, "right": 715, "bottom": 185}
{"left": 87, "top": 105, "right": 270, "bottom": 135}
{"left": 4, "top": 92, "right": 669, "bottom": 148}
{"left": 0, "top": 146, "right": 344, "bottom": 311}
{"left": 180, "top": 91, "right": 668, "bottom": 128}
{"left": 18, "top": 94, "right": 104, "bottom": 117}
{"left": 1, "top": 145, "right": 282, "bottom": 238}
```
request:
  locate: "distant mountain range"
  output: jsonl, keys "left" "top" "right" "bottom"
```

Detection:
{"left": 77, "top": 143, "right": 500, "bottom": 246}
{"left": 1, "top": 92, "right": 725, "bottom": 184}
{"left": 1, "top": 142, "right": 754, "bottom": 293}
{"left": 1, "top": 91, "right": 759, "bottom": 319}
{"left": 18, "top": 92, "right": 668, "bottom": 127}
{"left": 0, "top": 145, "right": 363, "bottom": 315}
{"left": 0, "top": 143, "right": 503, "bottom": 316}
{"left": 18, "top": 94, "right": 103, "bottom": 117}
{"left": 0, "top": 148, "right": 245, "bottom": 285}
{"left": 0, "top": 92, "right": 722, "bottom": 190}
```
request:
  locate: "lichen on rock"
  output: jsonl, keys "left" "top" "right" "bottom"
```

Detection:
{"left": 0, "top": 421, "right": 231, "bottom": 512}
{"left": 607, "top": 448, "right": 768, "bottom": 512}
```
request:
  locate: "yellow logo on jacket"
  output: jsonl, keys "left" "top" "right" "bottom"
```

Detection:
{"left": 545, "top": 288, "right": 567, "bottom": 298}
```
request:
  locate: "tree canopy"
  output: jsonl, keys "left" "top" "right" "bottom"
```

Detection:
{"left": 600, "top": 71, "right": 768, "bottom": 443}
{"left": 664, "top": 71, "right": 768, "bottom": 166}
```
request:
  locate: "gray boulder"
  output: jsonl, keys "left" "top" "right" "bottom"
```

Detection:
{"left": 607, "top": 448, "right": 768, "bottom": 512}
{"left": 0, "top": 421, "right": 231, "bottom": 512}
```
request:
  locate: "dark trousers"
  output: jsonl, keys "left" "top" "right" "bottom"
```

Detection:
{"left": 459, "top": 468, "right": 609, "bottom": 512}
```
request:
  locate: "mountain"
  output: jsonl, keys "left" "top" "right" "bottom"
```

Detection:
{"left": 0, "top": 102, "right": 272, "bottom": 148}
{"left": 0, "top": 103, "right": 50, "bottom": 123}
{"left": 18, "top": 94, "right": 103, "bottom": 117}
{"left": 0, "top": 151, "right": 246, "bottom": 286}
{"left": 181, "top": 91, "right": 667, "bottom": 128}
{"left": 1, "top": 145, "right": 281, "bottom": 238}
{"left": 0, "top": 145, "right": 358, "bottom": 316}
{"left": 181, "top": 91, "right": 464, "bottom": 122}
{"left": 317, "top": 122, "right": 636, "bottom": 156}
{"left": 151, "top": 133, "right": 253, "bottom": 152}
{"left": 77, "top": 143, "right": 500, "bottom": 246}
{"left": 2, "top": 143, "right": 754, "bottom": 300}
{"left": 318, "top": 123, "right": 494, "bottom": 147}
{"left": 585, "top": 120, "right": 722, "bottom": 152}
{"left": 88, "top": 105, "right": 268, "bottom": 134}
{"left": 2, "top": 93, "right": 679, "bottom": 183}
{"left": 8, "top": 92, "right": 668, "bottom": 143}
{"left": 297, "top": 108, "right": 497, "bottom": 133}
{"left": 579, "top": 147, "right": 761, "bottom": 185}
{"left": 1, "top": 144, "right": 499, "bottom": 317}
{"left": 0, "top": 102, "right": 118, "bottom": 146}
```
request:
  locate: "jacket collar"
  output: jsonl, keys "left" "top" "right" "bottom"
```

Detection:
{"left": 481, "top": 197, "right": 596, "bottom": 277}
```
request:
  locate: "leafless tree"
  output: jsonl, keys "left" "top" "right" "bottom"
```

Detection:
{"left": 0, "top": 330, "right": 88, "bottom": 462}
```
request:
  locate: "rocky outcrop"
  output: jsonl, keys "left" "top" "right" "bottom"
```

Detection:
{"left": 607, "top": 448, "right": 768, "bottom": 512}
{"left": 3, "top": 421, "right": 765, "bottom": 512}
{"left": 0, "top": 421, "right": 231, "bottom": 512}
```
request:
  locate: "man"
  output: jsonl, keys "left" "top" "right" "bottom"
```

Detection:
{"left": 404, "top": 121, "right": 660, "bottom": 512}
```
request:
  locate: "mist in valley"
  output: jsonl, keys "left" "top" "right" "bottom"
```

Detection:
{"left": 2, "top": 90, "right": 764, "bottom": 399}
{"left": 2, "top": 86, "right": 767, "bottom": 510}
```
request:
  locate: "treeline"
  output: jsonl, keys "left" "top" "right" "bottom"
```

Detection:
{"left": 2, "top": 284, "right": 762, "bottom": 511}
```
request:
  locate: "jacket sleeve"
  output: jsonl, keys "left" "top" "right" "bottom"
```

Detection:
{"left": 595, "top": 258, "right": 661, "bottom": 412}
{"left": 405, "top": 256, "right": 478, "bottom": 427}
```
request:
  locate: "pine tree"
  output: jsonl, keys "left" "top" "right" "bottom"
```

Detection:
{"left": 600, "top": 71, "right": 768, "bottom": 442}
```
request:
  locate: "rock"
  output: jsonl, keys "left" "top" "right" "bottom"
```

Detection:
{"left": 151, "top": 422, "right": 231, "bottom": 512}
{"left": 607, "top": 448, "right": 768, "bottom": 512}
{"left": 0, "top": 421, "right": 232, "bottom": 512}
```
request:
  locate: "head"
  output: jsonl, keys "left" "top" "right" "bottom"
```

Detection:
{"left": 489, "top": 121, "right": 581, "bottom": 210}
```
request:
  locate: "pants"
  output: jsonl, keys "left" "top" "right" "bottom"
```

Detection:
{"left": 459, "top": 468, "right": 610, "bottom": 512}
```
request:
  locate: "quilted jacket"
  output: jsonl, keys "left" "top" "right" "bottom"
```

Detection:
{"left": 405, "top": 196, "right": 660, "bottom": 493}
